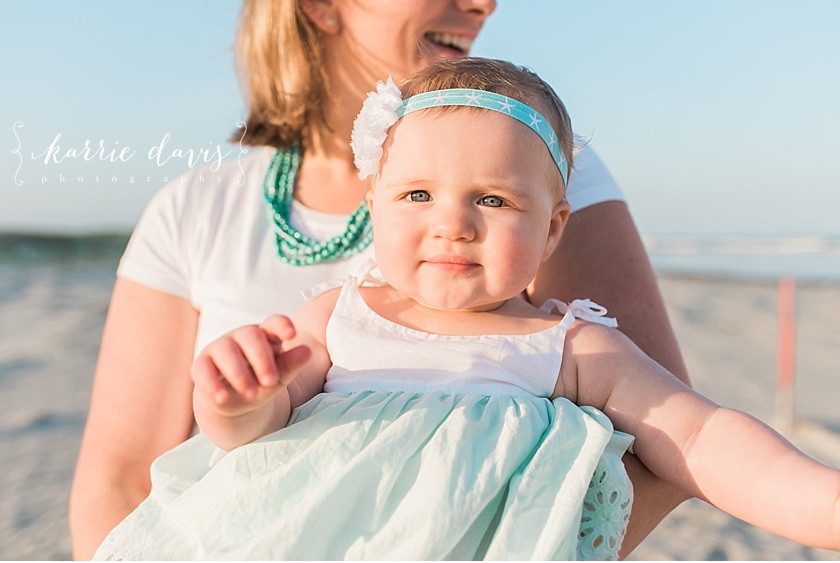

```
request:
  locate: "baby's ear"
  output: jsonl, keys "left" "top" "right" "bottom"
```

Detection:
{"left": 365, "top": 189, "right": 375, "bottom": 213}
{"left": 542, "top": 200, "right": 570, "bottom": 263}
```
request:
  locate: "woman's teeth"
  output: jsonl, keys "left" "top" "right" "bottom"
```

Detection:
{"left": 425, "top": 32, "right": 473, "bottom": 53}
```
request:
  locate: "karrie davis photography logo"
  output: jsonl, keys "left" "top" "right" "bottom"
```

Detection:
{"left": 11, "top": 121, "right": 248, "bottom": 186}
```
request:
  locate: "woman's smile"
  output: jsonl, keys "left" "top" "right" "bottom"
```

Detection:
{"left": 422, "top": 31, "right": 476, "bottom": 58}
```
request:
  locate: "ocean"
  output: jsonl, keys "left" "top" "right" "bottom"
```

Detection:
{"left": 0, "top": 232, "right": 131, "bottom": 265}
{"left": 644, "top": 234, "right": 840, "bottom": 283}
{"left": 1, "top": 232, "right": 839, "bottom": 284}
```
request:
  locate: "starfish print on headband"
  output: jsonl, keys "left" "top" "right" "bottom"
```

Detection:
{"left": 350, "top": 77, "right": 569, "bottom": 185}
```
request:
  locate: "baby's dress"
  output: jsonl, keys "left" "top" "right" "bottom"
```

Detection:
{"left": 95, "top": 266, "right": 634, "bottom": 561}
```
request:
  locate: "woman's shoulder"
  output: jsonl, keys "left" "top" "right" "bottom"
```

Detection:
{"left": 121, "top": 147, "right": 275, "bottom": 276}
{"left": 138, "top": 146, "right": 275, "bottom": 233}
{"left": 566, "top": 144, "right": 625, "bottom": 212}
{"left": 153, "top": 146, "right": 274, "bottom": 202}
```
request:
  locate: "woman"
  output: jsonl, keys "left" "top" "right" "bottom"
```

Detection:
{"left": 69, "top": 0, "right": 689, "bottom": 559}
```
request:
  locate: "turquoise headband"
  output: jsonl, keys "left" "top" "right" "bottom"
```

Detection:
{"left": 396, "top": 88, "right": 569, "bottom": 186}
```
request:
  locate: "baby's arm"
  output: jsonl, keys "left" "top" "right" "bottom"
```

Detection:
{"left": 192, "top": 289, "right": 339, "bottom": 451}
{"left": 560, "top": 321, "right": 840, "bottom": 551}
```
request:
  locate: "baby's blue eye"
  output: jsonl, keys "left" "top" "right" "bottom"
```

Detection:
{"left": 479, "top": 195, "right": 505, "bottom": 207}
{"left": 408, "top": 190, "right": 431, "bottom": 202}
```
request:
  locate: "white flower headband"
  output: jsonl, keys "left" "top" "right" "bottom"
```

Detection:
{"left": 350, "top": 77, "right": 569, "bottom": 185}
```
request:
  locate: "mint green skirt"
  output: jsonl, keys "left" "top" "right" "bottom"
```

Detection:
{"left": 95, "top": 391, "right": 633, "bottom": 560}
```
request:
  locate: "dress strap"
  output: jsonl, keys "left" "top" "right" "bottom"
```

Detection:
{"left": 539, "top": 298, "right": 618, "bottom": 330}
{"left": 301, "top": 258, "right": 387, "bottom": 301}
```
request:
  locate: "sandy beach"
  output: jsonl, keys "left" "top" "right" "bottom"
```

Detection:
{"left": 1, "top": 241, "right": 838, "bottom": 560}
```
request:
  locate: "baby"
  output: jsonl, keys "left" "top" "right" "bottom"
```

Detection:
{"left": 95, "top": 58, "right": 840, "bottom": 561}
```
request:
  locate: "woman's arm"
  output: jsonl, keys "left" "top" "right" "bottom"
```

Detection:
{"left": 530, "top": 200, "right": 689, "bottom": 384}
{"left": 529, "top": 200, "right": 691, "bottom": 556}
{"left": 566, "top": 323, "right": 840, "bottom": 551}
{"left": 69, "top": 278, "right": 199, "bottom": 560}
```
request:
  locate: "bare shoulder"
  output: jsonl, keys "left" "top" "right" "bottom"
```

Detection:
{"left": 292, "top": 287, "right": 342, "bottom": 344}
{"left": 300, "top": 286, "right": 342, "bottom": 314}
{"left": 565, "top": 318, "right": 634, "bottom": 353}
{"left": 556, "top": 319, "right": 641, "bottom": 407}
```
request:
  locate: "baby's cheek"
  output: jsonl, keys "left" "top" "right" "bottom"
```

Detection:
{"left": 372, "top": 238, "right": 407, "bottom": 283}
{"left": 509, "top": 232, "right": 547, "bottom": 276}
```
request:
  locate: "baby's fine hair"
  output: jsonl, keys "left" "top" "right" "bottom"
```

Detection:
{"left": 398, "top": 58, "right": 575, "bottom": 191}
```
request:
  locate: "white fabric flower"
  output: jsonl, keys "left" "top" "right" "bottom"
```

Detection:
{"left": 351, "top": 76, "right": 403, "bottom": 179}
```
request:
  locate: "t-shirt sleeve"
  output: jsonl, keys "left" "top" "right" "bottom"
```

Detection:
{"left": 116, "top": 180, "right": 194, "bottom": 302}
{"left": 564, "top": 145, "right": 626, "bottom": 213}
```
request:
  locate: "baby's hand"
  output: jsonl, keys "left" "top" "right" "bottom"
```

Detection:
{"left": 191, "top": 315, "right": 312, "bottom": 416}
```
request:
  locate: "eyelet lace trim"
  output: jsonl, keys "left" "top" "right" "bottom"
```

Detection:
{"left": 576, "top": 457, "right": 633, "bottom": 561}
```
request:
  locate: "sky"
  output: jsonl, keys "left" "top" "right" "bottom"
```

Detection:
{"left": 2, "top": 0, "right": 839, "bottom": 236}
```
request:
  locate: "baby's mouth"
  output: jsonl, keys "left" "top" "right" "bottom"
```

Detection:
{"left": 423, "top": 32, "right": 473, "bottom": 55}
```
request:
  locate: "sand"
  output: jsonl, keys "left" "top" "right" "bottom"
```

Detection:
{"left": 1, "top": 257, "right": 838, "bottom": 560}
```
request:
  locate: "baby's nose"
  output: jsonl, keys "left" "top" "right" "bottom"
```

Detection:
{"left": 430, "top": 205, "right": 476, "bottom": 241}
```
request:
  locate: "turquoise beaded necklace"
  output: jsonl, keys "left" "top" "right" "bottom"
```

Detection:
{"left": 264, "top": 143, "right": 373, "bottom": 266}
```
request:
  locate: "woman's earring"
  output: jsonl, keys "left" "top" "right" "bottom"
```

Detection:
{"left": 323, "top": 15, "right": 339, "bottom": 33}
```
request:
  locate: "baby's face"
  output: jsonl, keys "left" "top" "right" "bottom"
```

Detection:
{"left": 367, "top": 109, "right": 568, "bottom": 312}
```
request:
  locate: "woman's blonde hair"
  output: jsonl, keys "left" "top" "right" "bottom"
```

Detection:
{"left": 231, "top": 0, "right": 329, "bottom": 149}
{"left": 398, "top": 58, "right": 575, "bottom": 189}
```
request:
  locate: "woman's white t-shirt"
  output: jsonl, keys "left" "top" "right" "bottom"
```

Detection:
{"left": 117, "top": 145, "right": 624, "bottom": 355}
